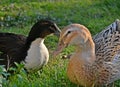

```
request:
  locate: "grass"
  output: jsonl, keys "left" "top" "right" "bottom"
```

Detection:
{"left": 0, "top": 0, "right": 120, "bottom": 87}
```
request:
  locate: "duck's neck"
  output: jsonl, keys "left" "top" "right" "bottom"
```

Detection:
{"left": 75, "top": 38, "right": 96, "bottom": 64}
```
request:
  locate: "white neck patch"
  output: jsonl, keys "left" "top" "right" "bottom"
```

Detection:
{"left": 24, "top": 38, "right": 49, "bottom": 71}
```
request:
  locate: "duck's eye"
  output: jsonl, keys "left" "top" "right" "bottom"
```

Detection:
{"left": 66, "top": 31, "right": 72, "bottom": 36}
{"left": 50, "top": 25, "right": 55, "bottom": 30}
{"left": 67, "top": 31, "right": 71, "bottom": 34}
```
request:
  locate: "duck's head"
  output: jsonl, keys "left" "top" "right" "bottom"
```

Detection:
{"left": 27, "top": 20, "right": 61, "bottom": 42}
{"left": 53, "top": 24, "right": 92, "bottom": 56}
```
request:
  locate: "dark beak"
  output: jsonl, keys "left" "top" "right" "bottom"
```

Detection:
{"left": 54, "top": 24, "right": 61, "bottom": 37}
{"left": 54, "top": 28, "right": 61, "bottom": 37}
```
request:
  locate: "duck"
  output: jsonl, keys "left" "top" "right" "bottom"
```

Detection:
{"left": 0, "top": 19, "right": 61, "bottom": 71}
{"left": 53, "top": 19, "right": 120, "bottom": 87}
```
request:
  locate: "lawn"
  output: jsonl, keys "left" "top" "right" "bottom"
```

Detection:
{"left": 0, "top": 0, "right": 120, "bottom": 87}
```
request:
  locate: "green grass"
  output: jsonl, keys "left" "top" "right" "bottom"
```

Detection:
{"left": 0, "top": 0, "right": 120, "bottom": 87}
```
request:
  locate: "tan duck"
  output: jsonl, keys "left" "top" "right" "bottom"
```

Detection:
{"left": 53, "top": 19, "right": 120, "bottom": 87}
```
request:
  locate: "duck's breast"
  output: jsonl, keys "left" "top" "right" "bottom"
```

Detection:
{"left": 24, "top": 38, "right": 49, "bottom": 70}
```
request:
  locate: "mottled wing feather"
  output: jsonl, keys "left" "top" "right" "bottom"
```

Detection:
{"left": 93, "top": 20, "right": 120, "bottom": 84}
{"left": 109, "top": 50, "right": 120, "bottom": 79}
{"left": 104, "top": 61, "right": 120, "bottom": 84}
{"left": 93, "top": 19, "right": 120, "bottom": 62}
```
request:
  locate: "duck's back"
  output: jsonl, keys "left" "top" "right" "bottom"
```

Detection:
{"left": 0, "top": 33, "right": 26, "bottom": 52}
{"left": 93, "top": 19, "right": 120, "bottom": 62}
{"left": 0, "top": 32, "right": 26, "bottom": 68}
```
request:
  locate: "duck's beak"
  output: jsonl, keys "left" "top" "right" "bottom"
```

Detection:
{"left": 53, "top": 40, "right": 67, "bottom": 57}
{"left": 54, "top": 29, "right": 61, "bottom": 37}
{"left": 54, "top": 24, "right": 61, "bottom": 37}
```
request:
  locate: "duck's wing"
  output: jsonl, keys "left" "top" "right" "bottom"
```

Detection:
{"left": 0, "top": 32, "right": 26, "bottom": 68}
{"left": 102, "top": 52, "right": 120, "bottom": 85}
{"left": 97, "top": 61, "right": 120, "bottom": 85}
{"left": 93, "top": 19, "right": 120, "bottom": 62}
